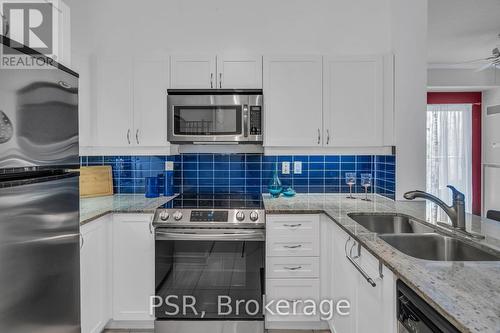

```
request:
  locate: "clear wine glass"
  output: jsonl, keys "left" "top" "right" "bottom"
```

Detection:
{"left": 361, "top": 173, "right": 372, "bottom": 201}
{"left": 345, "top": 172, "right": 357, "bottom": 199}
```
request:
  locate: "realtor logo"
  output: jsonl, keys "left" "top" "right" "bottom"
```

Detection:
{"left": 0, "top": 0, "right": 61, "bottom": 68}
{"left": 2, "top": 1, "right": 53, "bottom": 54}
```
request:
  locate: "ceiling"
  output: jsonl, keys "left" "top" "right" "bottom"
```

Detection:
{"left": 428, "top": 0, "right": 500, "bottom": 65}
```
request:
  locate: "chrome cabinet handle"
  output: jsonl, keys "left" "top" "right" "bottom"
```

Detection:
{"left": 136, "top": 129, "right": 139, "bottom": 144}
{"left": 210, "top": 73, "right": 214, "bottom": 88}
{"left": 327, "top": 129, "right": 330, "bottom": 145}
{"left": 219, "top": 73, "right": 222, "bottom": 88}
{"left": 283, "top": 223, "right": 302, "bottom": 228}
{"left": 317, "top": 128, "right": 321, "bottom": 144}
{"left": 284, "top": 244, "right": 302, "bottom": 249}
{"left": 345, "top": 237, "right": 377, "bottom": 287}
{"left": 149, "top": 220, "right": 153, "bottom": 234}
{"left": 127, "top": 129, "right": 131, "bottom": 144}
{"left": 80, "top": 233, "right": 84, "bottom": 249}
{"left": 284, "top": 266, "right": 302, "bottom": 270}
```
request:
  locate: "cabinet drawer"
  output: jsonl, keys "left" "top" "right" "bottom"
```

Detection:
{"left": 267, "top": 238, "right": 319, "bottom": 257}
{"left": 266, "top": 257, "right": 319, "bottom": 278}
{"left": 265, "top": 279, "right": 320, "bottom": 322}
{"left": 266, "top": 215, "right": 320, "bottom": 241}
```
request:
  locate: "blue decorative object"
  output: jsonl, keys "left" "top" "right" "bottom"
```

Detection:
{"left": 145, "top": 176, "right": 159, "bottom": 198}
{"left": 268, "top": 163, "right": 282, "bottom": 198}
{"left": 282, "top": 187, "right": 296, "bottom": 197}
{"left": 164, "top": 161, "right": 174, "bottom": 196}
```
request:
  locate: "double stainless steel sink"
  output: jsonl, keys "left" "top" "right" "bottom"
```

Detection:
{"left": 347, "top": 213, "right": 500, "bottom": 261}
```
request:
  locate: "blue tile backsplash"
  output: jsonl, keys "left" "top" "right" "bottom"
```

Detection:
{"left": 80, "top": 154, "right": 396, "bottom": 200}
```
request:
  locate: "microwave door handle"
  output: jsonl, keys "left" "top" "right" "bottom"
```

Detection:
{"left": 243, "top": 104, "right": 249, "bottom": 137}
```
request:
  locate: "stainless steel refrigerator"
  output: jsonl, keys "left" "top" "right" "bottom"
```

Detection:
{"left": 0, "top": 37, "right": 80, "bottom": 333}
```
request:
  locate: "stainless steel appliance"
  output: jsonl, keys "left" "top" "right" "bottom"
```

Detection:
{"left": 0, "top": 36, "right": 80, "bottom": 333}
{"left": 397, "top": 280, "right": 459, "bottom": 333}
{"left": 153, "top": 194, "right": 265, "bottom": 333}
{"left": 167, "top": 89, "right": 263, "bottom": 144}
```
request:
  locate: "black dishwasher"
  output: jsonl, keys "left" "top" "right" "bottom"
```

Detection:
{"left": 397, "top": 280, "right": 460, "bottom": 333}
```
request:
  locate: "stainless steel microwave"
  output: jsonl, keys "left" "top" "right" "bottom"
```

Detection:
{"left": 167, "top": 89, "right": 263, "bottom": 144}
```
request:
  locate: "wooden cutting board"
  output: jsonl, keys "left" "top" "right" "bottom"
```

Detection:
{"left": 80, "top": 166, "right": 114, "bottom": 198}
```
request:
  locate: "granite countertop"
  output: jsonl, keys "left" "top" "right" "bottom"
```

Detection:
{"left": 263, "top": 193, "right": 500, "bottom": 333}
{"left": 80, "top": 194, "right": 177, "bottom": 225}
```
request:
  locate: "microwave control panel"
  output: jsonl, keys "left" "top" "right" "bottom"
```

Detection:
{"left": 249, "top": 106, "right": 262, "bottom": 135}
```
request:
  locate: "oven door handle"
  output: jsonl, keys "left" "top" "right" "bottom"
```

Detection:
{"left": 155, "top": 229, "right": 265, "bottom": 241}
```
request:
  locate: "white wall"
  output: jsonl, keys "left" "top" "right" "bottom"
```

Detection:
{"left": 390, "top": 0, "right": 428, "bottom": 199}
{"left": 428, "top": 67, "right": 500, "bottom": 90}
{"left": 67, "top": 0, "right": 392, "bottom": 56}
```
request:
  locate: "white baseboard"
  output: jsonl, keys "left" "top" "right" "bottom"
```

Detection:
{"left": 105, "top": 320, "right": 154, "bottom": 330}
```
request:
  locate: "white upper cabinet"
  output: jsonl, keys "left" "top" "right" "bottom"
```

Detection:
{"left": 133, "top": 58, "right": 169, "bottom": 146}
{"left": 171, "top": 55, "right": 262, "bottom": 89}
{"left": 263, "top": 56, "right": 323, "bottom": 147}
{"left": 91, "top": 56, "right": 170, "bottom": 152}
{"left": 170, "top": 55, "right": 216, "bottom": 89}
{"left": 323, "top": 56, "right": 384, "bottom": 147}
{"left": 96, "top": 56, "right": 134, "bottom": 147}
{"left": 217, "top": 56, "right": 262, "bottom": 89}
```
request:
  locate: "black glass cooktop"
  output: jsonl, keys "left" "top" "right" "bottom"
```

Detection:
{"left": 163, "top": 193, "right": 263, "bottom": 210}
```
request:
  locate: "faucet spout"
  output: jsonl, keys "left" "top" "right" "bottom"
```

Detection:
{"left": 403, "top": 185, "right": 466, "bottom": 231}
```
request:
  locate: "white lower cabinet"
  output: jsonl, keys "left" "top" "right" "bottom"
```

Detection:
{"left": 265, "top": 214, "right": 325, "bottom": 330}
{"left": 112, "top": 214, "right": 155, "bottom": 321}
{"left": 80, "top": 215, "right": 112, "bottom": 333}
{"left": 80, "top": 213, "right": 155, "bottom": 331}
{"left": 328, "top": 217, "right": 396, "bottom": 333}
{"left": 265, "top": 214, "right": 396, "bottom": 332}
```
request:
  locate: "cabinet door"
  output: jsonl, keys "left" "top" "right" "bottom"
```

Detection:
{"left": 330, "top": 223, "right": 357, "bottom": 333}
{"left": 217, "top": 55, "right": 262, "bottom": 88}
{"left": 484, "top": 106, "right": 500, "bottom": 164}
{"left": 80, "top": 217, "right": 110, "bottom": 333}
{"left": 133, "top": 58, "right": 169, "bottom": 146}
{"left": 95, "top": 56, "right": 133, "bottom": 147}
{"left": 323, "top": 56, "right": 384, "bottom": 147}
{"left": 263, "top": 56, "right": 323, "bottom": 147}
{"left": 170, "top": 55, "right": 216, "bottom": 89}
{"left": 356, "top": 245, "right": 396, "bottom": 333}
{"left": 112, "top": 214, "right": 155, "bottom": 321}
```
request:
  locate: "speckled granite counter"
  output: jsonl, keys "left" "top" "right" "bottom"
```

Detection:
{"left": 80, "top": 194, "right": 177, "bottom": 225}
{"left": 263, "top": 193, "right": 500, "bottom": 333}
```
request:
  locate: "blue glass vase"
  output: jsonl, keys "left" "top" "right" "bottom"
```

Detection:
{"left": 268, "top": 164, "right": 282, "bottom": 198}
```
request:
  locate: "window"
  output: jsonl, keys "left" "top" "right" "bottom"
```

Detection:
{"left": 426, "top": 104, "right": 472, "bottom": 221}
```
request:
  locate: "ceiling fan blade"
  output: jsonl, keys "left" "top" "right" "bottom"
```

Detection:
{"left": 475, "top": 62, "right": 494, "bottom": 72}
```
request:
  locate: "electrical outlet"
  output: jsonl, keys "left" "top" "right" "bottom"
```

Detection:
{"left": 282, "top": 161, "right": 290, "bottom": 174}
{"left": 165, "top": 161, "right": 174, "bottom": 171}
{"left": 294, "top": 161, "right": 302, "bottom": 174}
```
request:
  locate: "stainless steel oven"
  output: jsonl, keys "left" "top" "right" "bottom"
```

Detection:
{"left": 167, "top": 89, "right": 263, "bottom": 144}
{"left": 154, "top": 228, "right": 265, "bottom": 318}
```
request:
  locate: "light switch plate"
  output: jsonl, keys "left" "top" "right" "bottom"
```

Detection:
{"left": 282, "top": 161, "right": 290, "bottom": 174}
{"left": 294, "top": 161, "right": 302, "bottom": 174}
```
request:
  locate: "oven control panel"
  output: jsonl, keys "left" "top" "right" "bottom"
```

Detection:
{"left": 153, "top": 209, "right": 265, "bottom": 227}
{"left": 191, "top": 210, "right": 228, "bottom": 222}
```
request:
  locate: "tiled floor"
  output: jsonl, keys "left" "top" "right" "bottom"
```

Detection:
{"left": 103, "top": 330, "right": 330, "bottom": 333}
